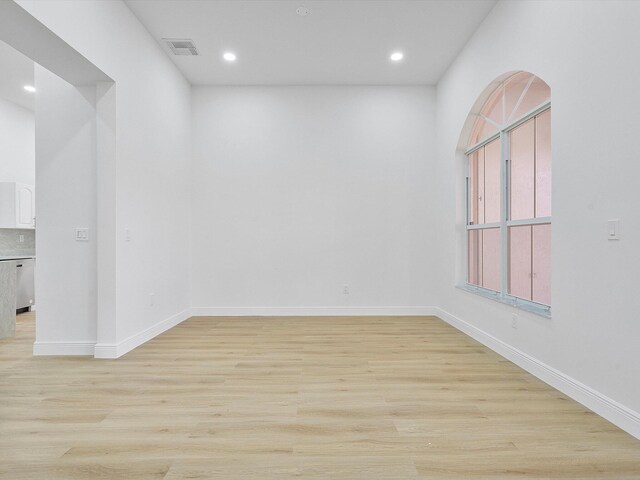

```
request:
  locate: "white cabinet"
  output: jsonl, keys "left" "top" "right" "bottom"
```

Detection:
{"left": 0, "top": 183, "right": 35, "bottom": 229}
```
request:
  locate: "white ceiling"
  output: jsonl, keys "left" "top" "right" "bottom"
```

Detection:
{"left": 0, "top": 40, "right": 34, "bottom": 111}
{"left": 125, "top": 0, "right": 497, "bottom": 85}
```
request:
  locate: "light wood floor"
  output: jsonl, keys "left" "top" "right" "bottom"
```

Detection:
{"left": 1, "top": 313, "right": 639, "bottom": 479}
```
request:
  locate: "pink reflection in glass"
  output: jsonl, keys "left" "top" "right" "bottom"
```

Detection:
{"left": 484, "top": 139, "right": 500, "bottom": 223}
{"left": 504, "top": 72, "right": 533, "bottom": 121}
{"left": 468, "top": 151, "right": 477, "bottom": 225}
{"left": 508, "top": 226, "right": 532, "bottom": 300}
{"left": 511, "top": 76, "right": 550, "bottom": 120}
{"left": 468, "top": 230, "right": 481, "bottom": 286}
{"left": 470, "top": 116, "right": 499, "bottom": 147}
{"left": 483, "top": 85, "right": 503, "bottom": 127}
{"left": 510, "top": 118, "right": 535, "bottom": 220}
{"left": 535, "top": 109, "right": 552, "bottom": 217}
{"left": 533, "top": 224, "right": 551, "bottom": 305}
{"left": 478, "top": 148, "right": 485, "bottom": 224}
{"left": 481, "top": 228, "right": 500, "bottom": 292}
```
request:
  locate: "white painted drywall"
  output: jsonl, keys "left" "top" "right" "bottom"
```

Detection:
{"left": 435, "top": 0, "right": 640, "bottom": 421}
{"left": 191, "top": 86, "right": 436, "bottom": 312}
{"left": 0, "top": 96, "right": 34, "bottom": 186}
{"left": 17, "top": 0, "right": 192, "bottom": 350}
{"left": 33, "top": 66, "right": 97, "bottom": 345}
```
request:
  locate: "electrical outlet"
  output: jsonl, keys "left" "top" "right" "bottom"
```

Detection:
{"left": 149, "top": 293, "right": 155, "bottom": 307}
{"left": 125, "top": 229, "right": 132, "bottom": 242}
{"left": 342, "top": 284, "right": 349, "bottom": 295}
{"left": 512, "top": 314, "right": 518, "bottom": 329}
{"left": 19, "top": 234, "right": 24, "bottom": 243}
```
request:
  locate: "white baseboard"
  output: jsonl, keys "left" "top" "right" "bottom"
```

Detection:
{"left": 33, "top": 341, "right": 95, "bottom": 356}
{"left": 190, "top": 306, "right": 437, "bottom": 317}
{"left": 94, "top": 308, "right": 191, "bottom": 359}
{"left": 433, "top": 307, "right": 640, "bottom": 440}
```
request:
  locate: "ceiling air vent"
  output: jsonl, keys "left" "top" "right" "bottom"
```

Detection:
{"left": 163, "top": 38, "right": 199, "bottom": 56}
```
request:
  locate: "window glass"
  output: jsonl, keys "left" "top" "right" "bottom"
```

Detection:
{"left": 511, "top": 76, "right": 550, "bottom": 121}
{"left": 481, "top": 228, "right": 500, "bottom": 292}
{"left": 535, "top": 109, "right": 552, "bottom": 217}
{"left": 504, "top": 72, "right": 534, "bottom": 121}
{"left": 465, "top": 72, "right": 551, "bottom": 312}
{"left": 484, "top": 139, "right": 501, "bottom": 223}
{"left": 533, "top": 224, "right": 551, "bottom": 305}
{"left": 468, "top": 149, "right": 479, "bottom": 225}
{"left": 483, "top": 85, "right": 504, "bottom": 128}
{"left": 508, "top": 225, "right": 532, "bottom": 300}
{"left": 468, "top": 230, "right": 481, "bottom": 286}
{"left": 510, "top": 118, "right": 535, "bottom": 220}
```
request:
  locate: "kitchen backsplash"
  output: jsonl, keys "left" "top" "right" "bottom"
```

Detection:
{"left": 0, "top": 229, "right": 35, "bottom": 256}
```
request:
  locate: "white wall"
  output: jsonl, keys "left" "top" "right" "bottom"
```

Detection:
{"left": 17, "top": 0, "right": 192, "bottom": 354}
{"left": 192, "top": 86, "right": 436, "bottom": 314}
{"left": 0, "top": 96, "right": 34, "bottom": 186}
{"left": 435, "top": 0, "right": 640, "bottom": 435}
{"left": 34, "top": 66, "right": 97, "bottom": 349}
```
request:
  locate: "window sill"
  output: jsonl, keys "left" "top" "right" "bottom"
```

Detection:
{"left": 456, "top": 284, "right": 552, "bottom": 318}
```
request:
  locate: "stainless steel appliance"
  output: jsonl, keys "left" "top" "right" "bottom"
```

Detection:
{"left": 16, "top": 258, "right": 35, "bottom": 311}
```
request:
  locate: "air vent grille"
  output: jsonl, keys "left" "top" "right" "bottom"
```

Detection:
{"left": 163, "top": 38, "right": 199, "bottom": 56}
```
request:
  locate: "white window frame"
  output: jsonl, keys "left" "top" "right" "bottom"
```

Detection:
{"left": 462, "top": 98, "right": 552, "bottom": 318}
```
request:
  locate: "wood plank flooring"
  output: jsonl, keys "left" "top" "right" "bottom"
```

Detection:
{"left": 1, "top": 312, "right": 639, "bottom": 479}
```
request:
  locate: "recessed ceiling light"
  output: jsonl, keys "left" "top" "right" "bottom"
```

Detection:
{"left": 23, "top": 85, "right": 36, "bottom": 93}
{"left": 223, "top": 52, "right": 236, "bottom": 62}
{"left": 296, "top": 6, "right": 310, "bottom": 16}
{"left": 390, "top": 52, "right": 404, "bottom": 62}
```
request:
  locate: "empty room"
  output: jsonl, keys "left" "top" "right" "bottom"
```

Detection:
{"left": 1, "top": 0, "right": 639, "bottom": 478}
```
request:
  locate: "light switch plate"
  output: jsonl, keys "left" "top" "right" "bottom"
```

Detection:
{"left": 608, "top": 219, "right": 620, "bottom": 240}
{"left": 75, "top": 228, "right": 89, "bottom": 242}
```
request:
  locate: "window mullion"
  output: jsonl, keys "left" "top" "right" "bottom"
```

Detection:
{"left": 500, "top": 130, "right": 509, "bottom": 298}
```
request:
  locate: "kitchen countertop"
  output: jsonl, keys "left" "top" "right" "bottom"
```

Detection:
{"left": 0, "top": 255, "right": 35, "bottom": 261}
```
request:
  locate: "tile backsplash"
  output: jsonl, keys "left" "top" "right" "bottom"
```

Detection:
{"left": 0, "top": 229, "right": 35, "bottom": 256}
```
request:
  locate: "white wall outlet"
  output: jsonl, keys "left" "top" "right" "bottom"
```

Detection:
{"left": 512, "top": 314, "right": 518, "bottom": 329}
{"left": 149, "top": 293, "right": 155, "bottom": 306}
{"left": 342, "top": 284, "right": 349, "bottom": 295}
{"left": 125, "top": 228, "right": 131, "bottom": 242}
{"left": 19, "top": 234, "right": 24, "bottom": 243}
{"left": 75, "top": 228, "right": 89, "bottom": 242}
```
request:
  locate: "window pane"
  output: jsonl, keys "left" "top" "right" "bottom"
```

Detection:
{"left": 510, "top": 118, "right": 535, "bottom": 220}
{"left": 504, "top": 72, "right": 534, "bottom": 122}
{"left": 535, "top": 109, "right": 552, "bottom": 217}
{"left": 468, "top": 150, "right": 479, "bottom": 225}
{"left": 470, "top": 117, "right": 486, "bottom": 146}
{"left": 484, "top": 139, "right": 500, "bottom": 223}
{"left": 467, "top": 230, "right": 482, "bottom": 286}
{"left": 482, "top": 85, "right": 504, "bottom": 128}
{"left": 470, "top": 82, "right": 503, "bottom": 145}
{"left": 533, "top": 224, "right": 551, "bottom": 305}
{"left": 468, "top": 228, "right": 500, "bottom": 291}
{"left": 511, "top": 76, "right": 550, "bottom": 120}
{"left": 508, "top": 225, "right": 532, "bottom": 300}
{"left": 470, "top": 117, "right": 500, "bottom": 146}
{"left": 481, "top": 228, "right": 500, "bottom": 292}
{"left": 477, "top": 147, "right": 485, "bottom": 224}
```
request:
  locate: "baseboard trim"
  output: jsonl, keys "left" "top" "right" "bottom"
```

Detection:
{"left": 433, "top": 307, "right": 640, "bottom": 440}
{"left": 94, "top": 308, "right": 191, "bottom": 359}
{"left": 33, "top": 341, "right": 95, "bottom": 356}
{"left": 190, "top": 306, "right": 437, "bottom": 317}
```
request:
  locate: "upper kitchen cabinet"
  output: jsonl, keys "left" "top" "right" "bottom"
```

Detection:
{"left": 0, "top": 182, "right": 35, "bottom": 229}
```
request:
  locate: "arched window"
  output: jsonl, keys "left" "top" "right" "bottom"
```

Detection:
{"left": 464, "top": 72, "right": 551, "bottom": 314}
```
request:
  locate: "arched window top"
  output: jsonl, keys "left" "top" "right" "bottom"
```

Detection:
{"left": 468, "top": 72, "right": 550, "bottom": 147}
